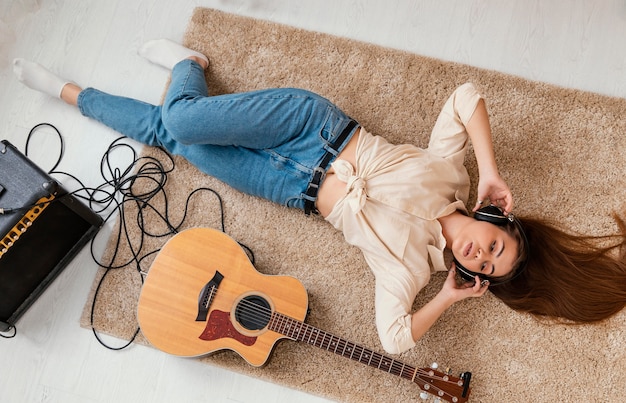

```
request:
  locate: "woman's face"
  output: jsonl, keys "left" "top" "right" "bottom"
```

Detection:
{"left": 451, "top": 220, "right": 519, "bottom": 278}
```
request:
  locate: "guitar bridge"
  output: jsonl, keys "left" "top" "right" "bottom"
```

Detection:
{"left": 196, "top": 270, "right": 224, "bottom": 321}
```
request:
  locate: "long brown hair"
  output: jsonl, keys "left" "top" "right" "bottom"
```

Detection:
{"left": 489, "top": 214, "right": 626, "bottom": 323}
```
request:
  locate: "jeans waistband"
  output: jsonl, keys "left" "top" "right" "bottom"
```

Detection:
{"left": 303, "top": 119, "right": 359, "bottom": 215}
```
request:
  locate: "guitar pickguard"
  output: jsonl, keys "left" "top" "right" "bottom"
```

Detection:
{"left": 199, "top": 310, "right": 257, "bottom": 346}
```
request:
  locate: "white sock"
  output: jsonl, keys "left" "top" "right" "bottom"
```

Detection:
{"left": 13, "top": 58, "right": 69, "bottom": 98}
{"left": 138, "top": 39, "right": 208, "bottom": 70}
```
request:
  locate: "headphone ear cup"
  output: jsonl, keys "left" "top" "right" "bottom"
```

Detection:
{"left": 453, "top": 258, "right": 476, "bottom": 282}
{"left": 474, "top": 204, "right": 507, "bottom": 225}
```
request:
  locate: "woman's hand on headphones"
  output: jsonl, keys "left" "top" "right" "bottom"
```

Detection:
{"left": 441, "top": 266, "right": 490, "bottom": 303}
{"left": 473, "top": 171, "right": 513, "bottom": 214}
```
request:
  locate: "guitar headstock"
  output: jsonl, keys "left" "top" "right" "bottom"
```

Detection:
{"left": 415, "top": 363, "right": 472, "bottom": 403}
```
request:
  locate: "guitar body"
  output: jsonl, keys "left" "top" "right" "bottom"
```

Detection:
{"left": 137, "top": 228, "right": 308, "bottom": 367}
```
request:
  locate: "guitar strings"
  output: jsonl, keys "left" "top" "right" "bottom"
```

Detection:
{"left": 233, "top": 297, "right": 457, "bottom": 399}
{"left": 218, "top": 289, "right": 460, "bottom": 399}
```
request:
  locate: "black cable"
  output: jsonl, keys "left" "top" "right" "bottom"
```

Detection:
{"left": 81, "top": 137, "right": 236, "bottom": 350}
{"left": 3, "top": 123, "right": 254, "bottom": 347}
{"left": 25, "top": 123, "right": 64, "bottom": 173}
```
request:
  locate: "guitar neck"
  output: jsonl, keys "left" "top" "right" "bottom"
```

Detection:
{"left": 269, "top": 311, "right": 417, "bottom": 381}
{"left": 269, "top": 311, "right": 471, "bottom": 403}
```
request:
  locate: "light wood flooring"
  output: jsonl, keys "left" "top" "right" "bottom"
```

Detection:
{"left": 0, "top": 1, "right": 624, "bottom": 402}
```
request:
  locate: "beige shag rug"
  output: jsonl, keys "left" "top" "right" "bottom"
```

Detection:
{"left": 81, "top": 7, "right": 626, "bottom": 403}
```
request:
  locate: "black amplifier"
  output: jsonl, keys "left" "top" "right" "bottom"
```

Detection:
{"left": 0, "top": 140, "right": 103, "bottom": 332}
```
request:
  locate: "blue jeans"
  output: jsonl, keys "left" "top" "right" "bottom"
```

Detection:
{"left": 77, "top": 59, "right": 359, "bottom": 210}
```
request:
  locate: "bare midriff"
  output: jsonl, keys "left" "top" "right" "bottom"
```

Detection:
{"left": 315, "top": 127, "right": 361, "bottom": 217}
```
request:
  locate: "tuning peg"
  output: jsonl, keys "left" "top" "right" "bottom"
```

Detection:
{"left": 430, "top": 362, "right": 439, "bottom": 369}
{"left": 420, "top": 391, "right": 429, "bottom": 400}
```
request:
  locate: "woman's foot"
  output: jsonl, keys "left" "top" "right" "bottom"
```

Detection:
{"left": 13, "top": 58, "right": 71, "bottom": 99}
{"left": 138, "top": 39, "right": 209, "bottom": 70}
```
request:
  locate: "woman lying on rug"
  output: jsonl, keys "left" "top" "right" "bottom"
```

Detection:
{"left": 13, "top": 39, "right": 626, "bottom": 354}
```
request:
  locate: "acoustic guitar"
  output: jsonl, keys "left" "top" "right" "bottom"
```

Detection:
{"left": 137, "top": 228, "right": 472, "bottom": 402}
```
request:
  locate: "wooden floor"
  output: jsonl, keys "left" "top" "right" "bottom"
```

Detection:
{"left": 0, "top": 1, "right": 623, "bottom": 402}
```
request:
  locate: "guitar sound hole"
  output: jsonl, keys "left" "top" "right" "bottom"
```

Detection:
{"left": 235, "top": 295, "right": 271, "bottom": 331}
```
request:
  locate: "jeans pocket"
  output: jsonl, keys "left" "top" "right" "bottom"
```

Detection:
{"left": 318, "top": 105, "right": 350, "bottom": 149}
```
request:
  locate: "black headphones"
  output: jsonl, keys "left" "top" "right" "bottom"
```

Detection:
{"left": 453, "top": 204, "right": 528, "bottom": 286}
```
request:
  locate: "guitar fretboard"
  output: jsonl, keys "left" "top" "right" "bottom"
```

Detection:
{"left": 269, "top": 311, "right": 418, "bottom": 381}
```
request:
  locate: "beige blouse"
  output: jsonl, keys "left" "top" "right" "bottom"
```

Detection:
{"left": 325, "top": 83, "right": 482, "bottom": 354}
